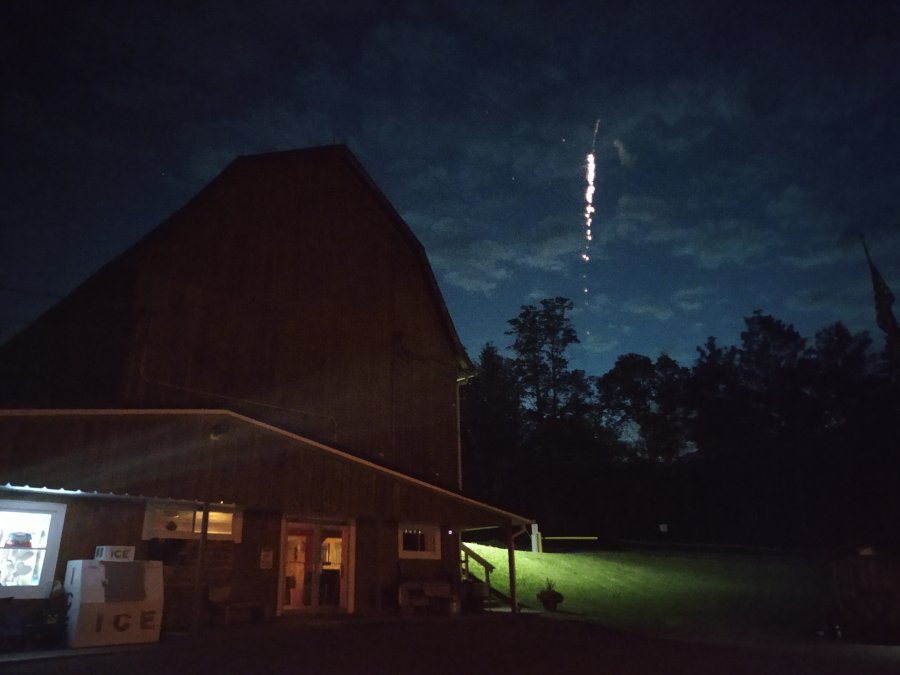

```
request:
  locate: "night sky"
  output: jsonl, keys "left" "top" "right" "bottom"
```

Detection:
{"left": 2, "top": 1, "right": 899, "bottom": 376}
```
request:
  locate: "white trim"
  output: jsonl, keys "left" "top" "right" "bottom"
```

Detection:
{"left": 276, "top": 516, "right": 287, "bottom": 617}
{"left": 0, "top": 498, "right": 67, "bottom": 599}
{"left": 346, "top": 521, "right": 356, "bottom": 614}
{"left": 0, "top": 408, "right": 533, "bottom": 525}
{"left": 280, "top": 517, "right": 353, "bottom": 614}
{"left": 398, "top": 524, "right": 441, "bottom": 560}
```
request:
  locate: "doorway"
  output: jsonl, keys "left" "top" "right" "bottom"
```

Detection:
{"left": 282, "top": 519, "right": 352, "bottom": 613}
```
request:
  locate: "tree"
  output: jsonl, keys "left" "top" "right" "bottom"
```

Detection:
{"left": 806, "top": 321, "right": 900, "bottom": 544}
{"left": 596, "top": 353, "right": 690, "bottom": 463}
{"left": 737, "top": 311, "right": 810, "bottom": 410}
{"left": 462, "top": 299, "right": 900, "bottom": 546}
{"left": 686, "top": 312, "right": 810, "bottom": 460}
{"left": 682, "top": 313, "right": 887, "bottom": 546}
{"left": 460, "top": 343, "right": 523, "bottom": 503}
{"left": 505, "top": 297, "right": 579, "bottom": 424}
{"left": 809, "top": 322, "right": 871, "bottom": 435}
{"left": 684, "top": 336, "right": 741, "bottom": 458}
{"left": 501, "top": 297, "right": 622, "bottom": 530}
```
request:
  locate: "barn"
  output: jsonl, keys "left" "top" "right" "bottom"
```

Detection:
{"left": 0, "top": 146, "right": 530, "bottom": 633}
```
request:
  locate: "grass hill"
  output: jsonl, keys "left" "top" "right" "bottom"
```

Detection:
{"left": 465, "top": 544, "right": 831, "bottom": 642}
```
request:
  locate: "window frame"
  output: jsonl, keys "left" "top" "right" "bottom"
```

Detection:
{"left": 141, "top": 502, "right": 243, "bottom": 543}
{"left": 397, "top": 524, "right": 441, "bottom": 560}
{"left": 0, "top": 499, "right": 67, "bottom": 599}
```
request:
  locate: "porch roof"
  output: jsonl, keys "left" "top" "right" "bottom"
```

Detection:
{"left": 0, "top": 409, "right": 531, "bottom": 529}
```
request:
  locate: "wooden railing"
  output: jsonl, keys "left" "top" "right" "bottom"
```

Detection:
{"left": 460, "top": 542, "right": 495, "bottom": 590}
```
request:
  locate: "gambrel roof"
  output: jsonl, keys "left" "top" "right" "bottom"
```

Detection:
{"left": 0, "top": 145, "right": 473, "bottom": 399}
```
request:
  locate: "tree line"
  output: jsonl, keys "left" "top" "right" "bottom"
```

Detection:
{"left": 461, "top": 297, "right": 900, "bottom": 550}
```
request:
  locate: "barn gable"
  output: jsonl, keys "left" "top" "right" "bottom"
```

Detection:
{"left": 0, "top": 146, "right": 471, "bottom": 488}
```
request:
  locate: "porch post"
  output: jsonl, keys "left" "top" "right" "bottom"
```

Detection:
{"left": 190, "top": 502, "right": 210, "bottom": 633}
{"left": 374, "top": 517, "right": 383, "bottom": 611}
{"left": 506, "top": 523, "right": 519, "bottom": 613}
{"left": 530, "top": 522, "right": 542, "bottom": 553}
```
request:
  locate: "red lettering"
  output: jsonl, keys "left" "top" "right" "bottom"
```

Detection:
{"left": 113, "top": 613, "right": 131, "bottom": 631}
{"left": 140, "top": 610, "right": 156, "bottom": 630}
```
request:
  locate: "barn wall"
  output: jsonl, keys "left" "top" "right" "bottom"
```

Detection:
{"left": 153, "top": 539, "right": 236, "bottom": 631}
{"left": 233, "top": 509, "right": 281, "bottom": 608}
{"left": 395, "top": 526, "right": 462, "bottom": 586}
{"left": 0, "top": 262, "right": 142, "bottom": 408}
{"left": 353, "top": 517, "right": 403, "bottom": 613}
{"left": 0, "top": 148, "right": 468, "bottom": 491}
{"left": 57, "top": 497, "right": 147, "bottom": 570}
{"left": 1, "top": 413, "right": 521, "bottom": 531}
{"left": 119, "top": 150, "right": 463, "bottom": 488}
{"left": 353, "top": 517, "right": 464, "bottom": 614}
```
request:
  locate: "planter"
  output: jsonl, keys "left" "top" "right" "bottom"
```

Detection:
{"left": 537, "top": 595, "right": 562, "bottom": 611}
{"left": 536, "top": 585, "right": 564, "bottom": 612}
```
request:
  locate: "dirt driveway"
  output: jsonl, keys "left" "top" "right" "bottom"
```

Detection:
{"left": 2, "top": 613, "right": 898, "bottom": 674}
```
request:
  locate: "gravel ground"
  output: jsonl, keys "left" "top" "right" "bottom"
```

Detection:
{"left": 2, "top": 613, "right": 898, "bottom": 675}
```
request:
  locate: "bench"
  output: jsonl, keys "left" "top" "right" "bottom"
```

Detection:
{"left": 398, "top": 581, "right": 453, "bottom": 614}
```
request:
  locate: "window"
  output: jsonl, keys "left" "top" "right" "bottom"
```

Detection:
{"left": 398, "top": 524, "right": 441, "bottom": 560}
{"left": 0, "top": 499, "right": 67, "bottom": 599}
{"left": 141, "top": 502, "right": 242, "bottom": 542}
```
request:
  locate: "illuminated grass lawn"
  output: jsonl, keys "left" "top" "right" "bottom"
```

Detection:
{"left": 466, "top": 544, "right": 831, "bottom": 641}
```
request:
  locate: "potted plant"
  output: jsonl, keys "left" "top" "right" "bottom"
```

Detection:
{"left": 536, "top": 578, "right": 564, "bottom": 611}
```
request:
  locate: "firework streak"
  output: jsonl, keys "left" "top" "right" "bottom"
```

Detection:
{"left": 582, "top": 119, "right": 600, "bottom": 298}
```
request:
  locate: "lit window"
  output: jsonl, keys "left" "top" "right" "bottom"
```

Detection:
{"left": 0, "top": 499, "right": 67, "bottom": 599}
{"left": 141, "top": 502, "right": 242, "bottom": 542}
{"left": 398, "top": 524, "right": 441, "bottom": 560}
{"left": 196, "top": 510, "right": 236, "bottom": 537}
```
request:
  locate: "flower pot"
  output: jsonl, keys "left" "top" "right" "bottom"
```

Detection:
{"left": 536, "top": 591, "right": 563, "bottom": 612}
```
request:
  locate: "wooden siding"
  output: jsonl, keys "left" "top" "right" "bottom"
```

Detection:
{"left": 0, "top": 411, "right": 529, "bottom": 530}
{"left": 0, "top": 490, "right": 455, "bottom": 623}
{"left": 58, "top": 497, "right": 147, "bottom": 564}
{"left": 0, "top": 146, "right": 471, "bottom": 490}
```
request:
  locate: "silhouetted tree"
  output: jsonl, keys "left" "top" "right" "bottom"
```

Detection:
{"left": 684, "top": 336, "right": 741, "bottom": 459}
{"left": 460, "top": 343, "right": 522, "bottom": 503}
{"left": 506, "top": 297, "right": 579, "bottom": 425}
{"left": 502, "top": 297, "right": 619, "bottom": 529}
{"left": 461, "top": 300, "right": 900, "bottom": 548}
{"left": 596, "top": 353, "right": 690, "bottom": 463}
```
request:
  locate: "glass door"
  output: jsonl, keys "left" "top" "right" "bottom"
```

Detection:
{"left": 317, "top": 527, "right": 343, "bottom": 608}
{"left": 284, "top": 526, "right": 314, "bottom": 610}
{"left": 283, "top": 521, "right": 348, "bottom": 613}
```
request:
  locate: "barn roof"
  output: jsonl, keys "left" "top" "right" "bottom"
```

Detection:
{"left": 0, "top": 144, "right": 474, "bottom": 379}
{"left": 0, "top": 409, "right": 529, "bottom": 528}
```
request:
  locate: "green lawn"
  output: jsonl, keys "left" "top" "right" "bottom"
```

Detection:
{"left": 465, "top": 543, "right": 831, "bottom": 641}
